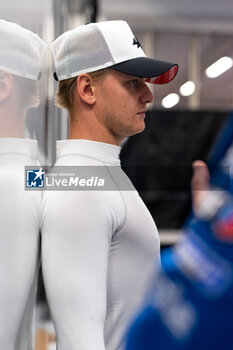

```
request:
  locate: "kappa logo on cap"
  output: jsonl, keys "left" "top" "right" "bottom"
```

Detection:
{"left": 133, "top": 37, "right": 142, "bottom": 49}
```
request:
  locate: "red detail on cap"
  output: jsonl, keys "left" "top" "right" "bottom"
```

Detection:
{"left": 145, "top": 65, "right": 178, "bottom": 85}
{"left": 213, "top": 214, "right": 233, "bottom": 243}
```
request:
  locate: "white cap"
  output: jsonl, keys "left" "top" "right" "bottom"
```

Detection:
{"left": 0, "top": 20, "right": 47, "bottom": 80}
{"left": 51, "top": 20, "right": 178, "bottom": 84}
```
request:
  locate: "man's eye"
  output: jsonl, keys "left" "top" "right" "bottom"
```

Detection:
{"left": 130, "top": 79, "right": 139, "bottom": 87}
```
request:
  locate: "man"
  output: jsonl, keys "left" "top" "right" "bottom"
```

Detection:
{"left": 125, "top": 154, "right": 233, "bottom": 350}
{"left": 42, "top": 20, "right": 178, "bottom": 350}
{"left": 0, "top": 20, "right": 46, "bottom": 350}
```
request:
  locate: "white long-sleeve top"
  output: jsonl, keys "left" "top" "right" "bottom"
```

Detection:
{"left": 42, "top": 139, "right": 160, "bottom": 350}
{"left": 0, "top": 138, "right": 41, "bottom": 350}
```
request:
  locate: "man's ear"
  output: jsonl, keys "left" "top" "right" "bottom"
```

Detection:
{"left": 76, "top": 74, "right": 96, "bottom": 105}
{"left": 0, "top": 71, "right": 13, "bottom": 102}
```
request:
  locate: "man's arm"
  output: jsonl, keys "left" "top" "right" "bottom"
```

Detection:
{"left": 125, "top": 160, "right": 233, "bottom": 350}
{"left": 41, "top": 190, "right": 123, "bottom": 350}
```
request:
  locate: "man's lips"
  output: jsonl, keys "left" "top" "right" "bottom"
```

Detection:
{"left": 137, "top": 111, "right": 146, "bottom": 118}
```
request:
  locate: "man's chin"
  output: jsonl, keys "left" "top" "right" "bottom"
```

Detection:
{"left": 122, "top": 122, "right": 146, "bottom": 139}
{"left": 133, "top": 122, "right": 146, "bottom": 135}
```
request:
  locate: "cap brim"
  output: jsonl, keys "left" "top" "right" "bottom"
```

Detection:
{"left": 111, "top": 57, "right": 178, "bottom": 84}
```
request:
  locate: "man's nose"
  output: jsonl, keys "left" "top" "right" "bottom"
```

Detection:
{"left": 140, "top": 82, "right": 154, "bottom": 105}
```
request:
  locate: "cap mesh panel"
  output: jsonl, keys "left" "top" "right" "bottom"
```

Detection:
{"left": 55, "top": 26, "right": 114, "bottom": 79}
{"left": 0, "top": 20, "right": 46, "bottom": 80}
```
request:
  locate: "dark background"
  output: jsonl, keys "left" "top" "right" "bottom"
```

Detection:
{"left": 120, "top": 109, "right": 230, "bottom": 228}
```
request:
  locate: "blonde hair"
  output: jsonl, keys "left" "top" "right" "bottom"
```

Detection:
{"left": 55, "top": 69, "right": 107, "bottom": 111}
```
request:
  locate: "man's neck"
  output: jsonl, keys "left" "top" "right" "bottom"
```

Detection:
{"left": 68, "top": 111, "right": 122, "bottom": 146}
{"left": 0, "top": 108, "right": 26, "bottom": 138}
{"left": 69, "top": 130, "right": 121, "bottom": 146}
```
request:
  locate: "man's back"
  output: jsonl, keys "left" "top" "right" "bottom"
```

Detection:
{"left": 0, "top": 138, "right": 41, "bottom": 350}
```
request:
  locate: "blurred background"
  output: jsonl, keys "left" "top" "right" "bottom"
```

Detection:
{"left": 1, "top": 0, "right": 233, "bottom": 348}
{"left": 2, "top": 0, "right": 233, "bottom": 238}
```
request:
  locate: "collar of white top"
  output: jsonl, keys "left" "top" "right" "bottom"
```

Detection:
{"left": 56, "top": 139, "right": 121, "bottom": 165}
